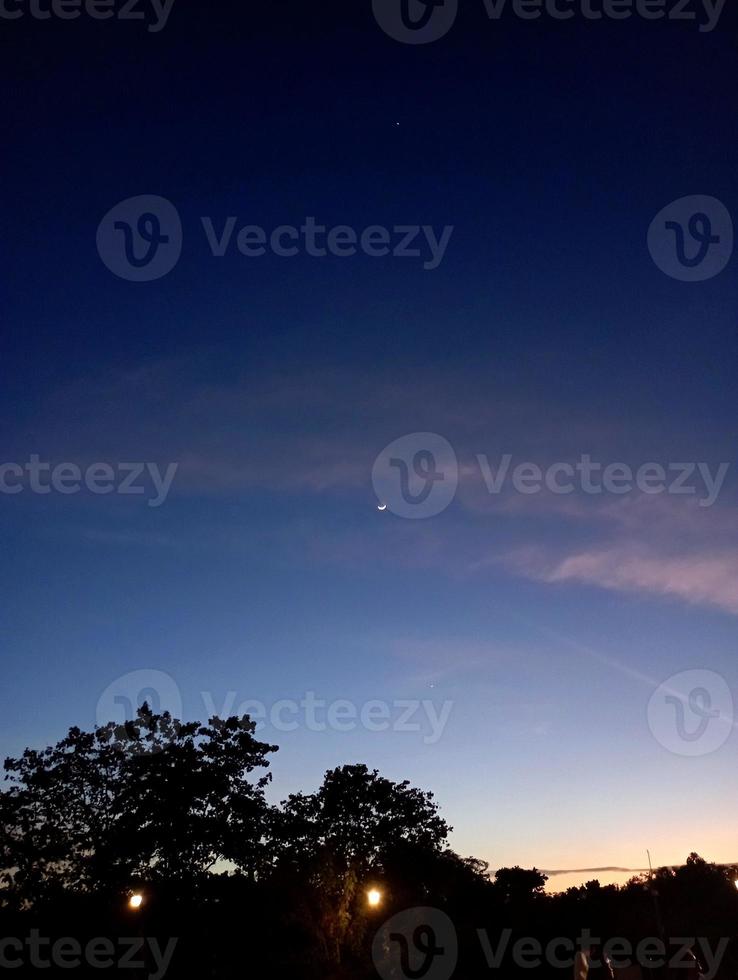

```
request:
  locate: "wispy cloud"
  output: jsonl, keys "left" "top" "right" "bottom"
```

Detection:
{"left": 13, "top": 357, "right": 738, "bottom": 621}
{"left": 511, "top": 544, "right": 738, "bottom": 616}
{"left": 543, "top": 866, "right": 647, "bottom": 877}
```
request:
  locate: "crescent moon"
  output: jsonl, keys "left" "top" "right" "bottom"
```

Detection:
{"left": 377, "top": 503, "right": 387, "bottom": 511}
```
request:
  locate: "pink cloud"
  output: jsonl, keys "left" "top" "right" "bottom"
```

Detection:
{"left": 516, "top": 545, "right": 738, "bottom": 616}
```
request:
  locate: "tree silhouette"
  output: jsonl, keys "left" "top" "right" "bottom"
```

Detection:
{"left": 277, "top": 763, "right": 449, "bottom": 868}
{"left": 270, "top": 763, "right": 451, "bottom": 965}
{"left": 493, "top": 865, "right": 548, "bottom": 904}
{"left": 0, "top": 704, "right": 277, "bottom": 907}
{"left": 3, "top": 712, "right": 738, "bottom": 980}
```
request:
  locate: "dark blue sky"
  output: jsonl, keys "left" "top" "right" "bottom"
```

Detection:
{"left": 2, "top": 0, "right": 737, "bottom": 886}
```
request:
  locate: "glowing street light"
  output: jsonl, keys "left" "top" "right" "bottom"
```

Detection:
{"left": 128, "top": 893, "right": 144, "bottom": 910}
{"left": 367, "top": 888, "right": 382, "bottom": 908}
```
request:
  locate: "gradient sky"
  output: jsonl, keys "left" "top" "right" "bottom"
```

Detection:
{"left": 2, "top": 0, "right": 738, "bottom": 890}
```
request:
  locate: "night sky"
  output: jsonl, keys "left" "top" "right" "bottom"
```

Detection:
{"left": 3, "top": 0, "right": 738, "bottom": 889}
